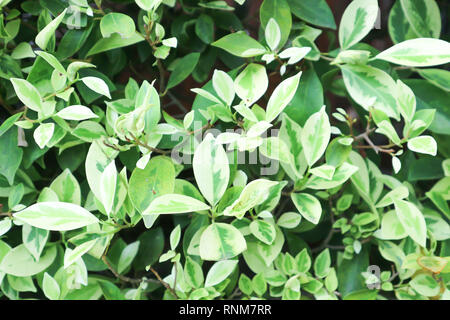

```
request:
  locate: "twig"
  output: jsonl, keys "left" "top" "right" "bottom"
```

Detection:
{"left": 101, "top": 255, "right": 159, "bottom": 285}
{"left": 149, "top": 267, "right": 178, "bottom": 299}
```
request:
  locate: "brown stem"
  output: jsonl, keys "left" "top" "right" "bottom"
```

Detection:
{"left": 149, "top": 267, "right": 178, "bottom": 299}
{"left": 101, "top": 255, "right": 159, "bottom": 285}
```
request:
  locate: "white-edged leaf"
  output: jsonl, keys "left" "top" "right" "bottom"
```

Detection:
{"left": 265, "top": 18, "right": 281, "bottom": 51}
{"left": 407, "top": 136, "right": 437, "bottom": 156}
{"left": 265, "top": 71, "right": 302, "bottom": 122}
{"left": 204, "top": 260, "right": 238, "bottom": 287}
{"left": 14, "top": 202, "right": 99, "bottom": 231}
{"left": 199, "top": 223, "right": 247, "bottom": 261}
{"left": 376, "top": 38, "right": 450, "bottom": 67}
{"left": 35, "top": 9, "right": 67, "bottom": 50}
{"left": 100, "top": 161, "right": 117, "bottom": 217}
{"left": 142, "top": 194, "right": 210, "bottom": 215}
{"left": 301, "top": 107, "right": 330, "bottom": 166}
{"left": 213, "top": 70, "right": 235, "bottom": 106}
{"left": 339, "top": 0, "right": 379, "bottom": 49}
{"left": 291, "top": 193, "right": 322, "bottom": 224}
{"left": 43, "top": 272, "right": 60, "bottom": 300}
{"left": 81, "top": 77, "right": 111, "bottom": 99}
{"left": 56, "top": 105, "right": 98, "bottom": 121}
{"left": 33, "top": 123, "right": 54, "bottom": 149}
{"left": 10, "top": 78, "right": 43, "bottom": 113}
{"left": 234, "top": 63, "right": 268, "bottom": 106}
{"left": 394, "top": 199, "right": 427, "bottom": 247}
{"left": 193, "top": 133, "right": 229, "bottom": 206}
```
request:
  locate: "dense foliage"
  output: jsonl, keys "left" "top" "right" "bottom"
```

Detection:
{"left": 0, "top": 0, "right": 449, "bottom": 300}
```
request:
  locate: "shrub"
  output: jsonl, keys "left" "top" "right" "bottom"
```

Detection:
{"left": 0, "top": 0, "right": 449, "bottom": 300}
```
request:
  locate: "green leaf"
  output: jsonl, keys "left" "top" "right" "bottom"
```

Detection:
{"left": 184, "top": 256, "right": 204, "bottom": 289}
{"left": 265, "top": 71, "right": 302, "bottom": 123}
{"left": 417, "top": 69, "right": 450, "bottom": 92}
{"left": 296, "top": 248, "right": 311, "bottom": 273}
{"left": 22, "top": 223, "right": 49, "bottom": 261}
{"left": 212, "top": 31, "right": 266, "bottom": 58}
{"left": 193, "top": 133, "right": 229, "bottom": 206}
{"left": 249, "top": 220, "right": 276, "bottom": 245}
{"left": 339, "top": 0, "right": 379, "bottom": 49}
{"left": 14, "top": 202, "right": 99, "bottom": 231}
{"left": 277, "top": 212, "right": 301, "bottom": 229}
{"left": 142, "top": 194, "right": 210, "bottom": 215}
{"left": 396, "top": 80, "right": 416, "bottom": 123}
{"left": 35, "top": 9, "right": 67, "bottom": 50}
{"left": 341, "top": 64, "right": 399, "bottom": 120}
{"left": 260, "top": 0, "right": 291, "bottom": 49}
{"left": 49, "top": 168, "right": 81, "bottom": 205}
{"left": 100, "top": 13, "right": 135, "bottom": 38}
{"left": 287, "top": 0, "right": 336, "bottom": 30}
{"left": 394, "top": 199, "right": 427, "bottom": 247}
{"left": 10, "top": 78, "right": 43, "bottom": 113}
{"left": 234, "top": 63, "right": 268, "bottom": 106}
{"left": 118, "top": 241, "right": 140, "bottom": 274}
{"left": 314, "top": 249, "right": 331, "bottom": 278}
{"left": 199, "top": 223, "right": 247, "bottom": 261}
{"left": 388, "top": 1, "right": 419, "bottom": 44}
{"left": 166, "top": 53, "right": 200, "bottom": 90}
{"left": 129, "top": 155, "right": 175, "bottom": 213}
{"left": 0, "top": 127, "right": 23, "bottom": 185}
{"left": 301, "top": 106, "right": 330, "bottom": 166}
{"left": 0, "top": 245, "right": 56, "bottom": 277}
{"left": 407, "top": 136, "right": 437, "bottom": 156}
{"left": 195, "top": 14, "right": 214, "bottom": 44}
{"left": 410, "top": 273, "right": 440, "bottom": 297}
{"left": 43, "top": 272, "right": 60, "bottom": 300}
{"left": 87, "top": 32, "right": 145, "bottom": 56}
{"left": 205, "top": 260, "right": 238, "bottom": 287}
{"left": 291, "top": 193, "right": 322, "bottom": 225}
{"left": 399, "top": 0, "right": 441, "bottom": 38}
{"left": 376, "top": 38, "right": 450, "bottom": 67}
{"left": 284, "top": 68, "right": 324, "bottom": 126}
